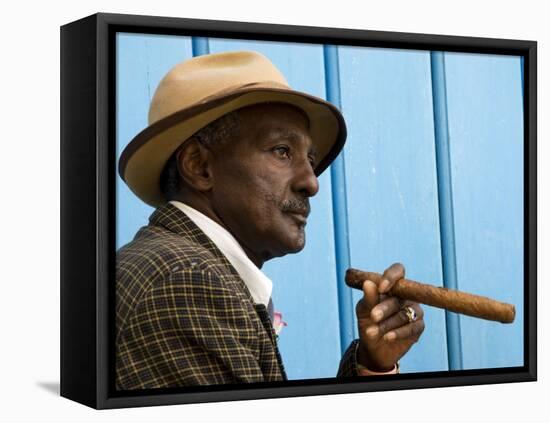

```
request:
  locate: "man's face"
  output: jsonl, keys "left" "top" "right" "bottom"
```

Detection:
{"left": 209, "top": 103, "right": 319, "bottom": 266}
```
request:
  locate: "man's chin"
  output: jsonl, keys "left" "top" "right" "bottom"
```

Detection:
{"left": 268, "top": 237, "right": 306, "bottom": 259}
{"left": 282, "top": 233, "right": 307, "bottom": 254}
{"left": 287, "top": 242, "right": 305, "bottom": 254}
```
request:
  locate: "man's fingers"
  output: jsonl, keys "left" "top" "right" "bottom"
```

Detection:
{"left": 362, "top": 280, "right": 379, "bottom": 313}
{"left": 383, "top": 319, "right": 425, "bottom": 342}
{"left": 379, "top": 262, "right": 405, "bottom": 294}
{"left": 370, "top": 297, "right": 402, "bottom": 323}
{"left": 377, "top": 303, "right": 424, "bottom": 335}
{"left": 356, "top": 280, "right": 379, "bottom": 317}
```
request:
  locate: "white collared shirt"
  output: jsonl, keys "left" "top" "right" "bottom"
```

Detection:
{"left": 169, "top": 200, "right": 273, "bottom": 307}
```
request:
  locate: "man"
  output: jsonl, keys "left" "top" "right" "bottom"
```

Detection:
{"left": 116, "top": 51, "right": 425, "bottom": 390}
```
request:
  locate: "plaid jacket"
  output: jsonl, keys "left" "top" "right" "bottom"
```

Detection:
{"left": 116, "top": 202, "right": 359, "bottom": 390}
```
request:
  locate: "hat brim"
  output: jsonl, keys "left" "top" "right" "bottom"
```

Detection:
{"left": 119, "top": 85, "right": 347, "bottom": 207}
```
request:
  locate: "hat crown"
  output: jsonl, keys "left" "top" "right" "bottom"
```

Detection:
{"left": 148, "top": 51, "right": 289, "bottom": 125}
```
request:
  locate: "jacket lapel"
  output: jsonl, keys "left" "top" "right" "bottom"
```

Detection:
{"left": 254, "top": 304, "right": 288, "bottom": 381}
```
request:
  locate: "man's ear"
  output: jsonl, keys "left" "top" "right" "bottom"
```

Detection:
{"left": 175, "top": 138, "right": 214, "bottom": 192}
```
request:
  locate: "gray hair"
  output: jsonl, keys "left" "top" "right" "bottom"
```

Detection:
{"left": 159, "top": 110, "right": 241, "bottom": 200}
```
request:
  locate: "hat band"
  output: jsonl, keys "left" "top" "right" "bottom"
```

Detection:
{"left": 197, "top": 80, "right": 290, "bottom": 105}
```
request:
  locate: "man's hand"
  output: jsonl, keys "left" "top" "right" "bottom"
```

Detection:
{"left": 355, "top": 263, "right": 425, "bottom": 371}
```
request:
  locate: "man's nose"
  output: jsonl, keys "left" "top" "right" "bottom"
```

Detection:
{"left": 293, "top": 157, "right": 320, "bottom": 198}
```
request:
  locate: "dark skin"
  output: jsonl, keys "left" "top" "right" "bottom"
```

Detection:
{"left": 172, "top": 102, "right": 425, "bottom": 372}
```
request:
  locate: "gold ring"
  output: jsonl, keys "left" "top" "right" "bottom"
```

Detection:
{"left": 402, "top": 306, "right": 417, "bottom": 323}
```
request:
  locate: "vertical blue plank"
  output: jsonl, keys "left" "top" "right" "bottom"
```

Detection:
{"left": 209, "top": 38, "right": 341, "bottom": 380}
{"left": 444, "top": 52, "right": 524, "bottom": 369}
{"left": 116, "top": 33, "right": 194, "bottom": 248}
{"left": 324, "top": 45, "right": 354, "bottom": 355}
{"left": 430, "top": 52, "right": 464, "bottom": 370}
{"left": 338, "top": 46, "right": 449, "bottom": 373}
{"left": 192, "top": 37, "right": 210, "bottom": 56}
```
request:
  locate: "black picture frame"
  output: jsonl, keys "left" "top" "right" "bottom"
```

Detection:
{"left": 60, "top": 12, "right": 537, "bottom": 409}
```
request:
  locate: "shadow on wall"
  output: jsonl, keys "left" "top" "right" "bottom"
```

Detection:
{"left": 36, "top": 381, "right": 60, "bottom": 396}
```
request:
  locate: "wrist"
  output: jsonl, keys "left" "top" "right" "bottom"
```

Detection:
{"left": 356, "top": 341, "right": 398, "bottom": 373}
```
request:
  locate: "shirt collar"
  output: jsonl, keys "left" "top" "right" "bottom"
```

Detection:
{"left": 168, "top": 200, "right": 273, "bottom": 307}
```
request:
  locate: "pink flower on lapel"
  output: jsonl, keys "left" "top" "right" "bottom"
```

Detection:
{"left": 273, "top": 311, "right": 287, "bottom": 336}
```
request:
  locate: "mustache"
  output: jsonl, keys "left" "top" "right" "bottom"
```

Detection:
{"left": 281, "top": 198, "right": 310, "bottom": 216}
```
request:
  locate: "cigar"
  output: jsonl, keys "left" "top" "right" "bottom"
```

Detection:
{"left": 345, "top": 268, "right": 515, "bottom": 324}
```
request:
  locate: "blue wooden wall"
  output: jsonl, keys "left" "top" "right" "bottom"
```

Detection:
{"left": 116, "top": 33, "right": 524, "bottom": 380}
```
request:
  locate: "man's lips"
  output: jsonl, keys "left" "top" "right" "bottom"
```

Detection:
{"left": 285, "top": 211, "right": 308, "bottom": 226}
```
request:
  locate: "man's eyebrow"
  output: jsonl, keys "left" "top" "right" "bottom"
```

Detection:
{"left": 268, "top": 128, "right": 317, "bottom": 156}
{"left": 268, "top": 127, "right": 301, "bottom": 141}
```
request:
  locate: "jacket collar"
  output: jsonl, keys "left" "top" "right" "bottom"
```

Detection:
{"left": 148, "top": 202, "right": 238, "bottom": 272}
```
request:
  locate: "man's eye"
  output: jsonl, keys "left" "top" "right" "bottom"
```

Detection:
{"left": 273, "top": 146, "right": 290, "bottom": 159}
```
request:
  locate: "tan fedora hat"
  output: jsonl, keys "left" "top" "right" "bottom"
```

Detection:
{"left": 118, "top": 50, "right": 347, "bottom": 207}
